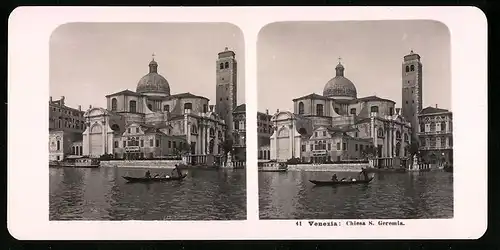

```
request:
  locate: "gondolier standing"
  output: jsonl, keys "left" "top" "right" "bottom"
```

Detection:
{"left": 171, "top": 164, "right": 183, "bottom": 177}
{"left": 358, "top": 168, "right": 369, "bottom": 180}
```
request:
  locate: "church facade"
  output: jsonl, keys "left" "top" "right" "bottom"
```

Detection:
{"left": 81, "top": 49, "right": 235, "bottom": 165}
{"left": 265, "top": 52, "right": 420, "bottom": 163}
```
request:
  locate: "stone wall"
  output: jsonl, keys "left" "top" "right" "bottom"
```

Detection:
{"left": 288, "top": 163, "right": 369, "bottom": 172}
{"left": 100, "top": 160, "right": 183, "bottom": 169}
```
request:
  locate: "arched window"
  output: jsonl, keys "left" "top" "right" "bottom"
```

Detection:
{"left": 56, "top": 140, "right": 60, "bottom": 150}
{"left": 370, "top": 106, "right": 379, "bottom": 113}
{"left": 129, "top": 100, "right": 137, "bottom": 113}
{"left": 410, "top": 65, "right": 415, "bottom": 71}
{"left": 405, "top": 65, "right": 409, "bottom": 72}
{"left": 219, "top": 63, "right": 224, "bottom": 69}
{"left": 316, "top": 104, "right": 324, "bottom": 116}
{"left": 184, "top": 102, "right": 192, "bottom": 110}
{"left": 396, "top": 142, "right": 401, "bottom": 156}
{"left": 225, "top": 62, "right": 229, "bottom": 68}
{"left": 298, "top": 127, "right": 307, "bottom": 135}
{"left": 420, "top": 123, "right": 425, "bottom": 133}
{"left": 441, "top": 121, "right": 446, "bottom": 132}
{"left": 396, "top": 130, "right": 401, "bottom": 139}
{"left": 111, "top": 98, "right": 117, "bottom": 111}
{"left": 377, "top": 128, "right": 384, "bottom": 138}
{"left": 298, "top": 102, "right": 304, "bottom": 114}
{"left": 210, "top": 128, "right": 215, "bottom": 137}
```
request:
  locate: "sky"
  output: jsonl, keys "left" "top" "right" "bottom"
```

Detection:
{"left": 257, "top": 20, "right": 451, "bottom": 113}
{"left": 50, "top": 22, "right": 245, "bottom": 109}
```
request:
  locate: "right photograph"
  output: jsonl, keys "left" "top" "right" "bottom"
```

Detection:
{"left": 257, "top": 21, "right": 453, "bottom": 220}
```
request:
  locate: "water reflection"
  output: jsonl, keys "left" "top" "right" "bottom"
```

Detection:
{"left": 50, "top": 167, "right": 246, "bottom": 220}
{"left": 259, "top": 171, "right": 453, "bottom": 220}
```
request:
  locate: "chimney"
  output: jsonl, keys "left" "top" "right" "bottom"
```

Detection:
{"left": 89, "top": 105, "right": 92, "bottom": 109}
{"left": 435, "top": 104, "right": 438, "bottom": 108}
{"left": 266, "top": 109, "right": 269, "bottom": 115}
{"left": 49, "top": 96, "right": 53, "bottom": 102}
{"left": 60, "top": 96, "right": 65, "bottom": 105}
{"left": 78, "top": 105, "right": 81, "bottom": 111}
{"left": 276, "top": 109, "right": 279, "bottom": 113}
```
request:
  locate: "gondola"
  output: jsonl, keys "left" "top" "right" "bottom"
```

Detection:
{"left": 309, "top": 177, "right": 374, "bottom": 186}
{"left": 122, "top": 174, "right": 187, "bottom": 183}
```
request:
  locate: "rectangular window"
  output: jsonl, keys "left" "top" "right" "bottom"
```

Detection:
{"left": 343, "top": 143, "right": 347, "bottom": 151}
{"left": 301, "top": 145, "right": 306, "bottom": 152}
{"left": 168, "top": 141, "right": 172, "bottom": 148}
{"left": 315, "top": 132, "right": 318, "bottom": 137}
{"left": 327, "top": 143, "right": 331, "bottom": 151}
{"left": 123, "top": 141, "right": 126, "bottom": 147}
{"left": 150, "top": 139, "right": 153, "bottom": 147}
{"left": 114, "top": 141, "right": 118, "bottom": 148}
{"left": 355, "top": 144, "right": 358, "bottom": 151}
{"left": 322, "top": 131, "right": 326, "bottom": 136}
{"left": 310, "top": 144, "right": 313, "bottom": 151}
{"left": 156, "top": 139, "right": 160, "bottom": 147}
{"left": 136, "top": 128, "right": 139, "bottom": 133}
{"left": 140, "top": 140, "right": 144, "bottom": 147}
{"left": 128, "top": 128, "right": 131, "bottom": 133}
{"left": 336, "top": 143, "right": 340, "bottom": 150}
{"left": 173, "top": 141, "right": 177, "bottom": 149}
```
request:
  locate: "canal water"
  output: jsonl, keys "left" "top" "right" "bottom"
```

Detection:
{"left": 259, "top": 171, "right": 453, "bottom": 219}
{"left": 50, "top": 167, "right": 246, "bottom": 220}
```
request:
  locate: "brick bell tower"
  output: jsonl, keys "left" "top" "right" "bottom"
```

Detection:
{"left": 402, "top": 50, "right": 423, "bottom": 140}
{"left": 215, "top": 47, "right": 238, "bottom": 137}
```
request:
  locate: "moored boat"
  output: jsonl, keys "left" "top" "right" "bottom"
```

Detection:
{"left": 49, "top": 161, "right": 61, "bottom": 167}
{"left": 309, "top": 176, "right": 374, "bottom": 186}
{"left": 258, "top": 161, "right": 288, "bottom": 172}
{"left": 60, "top": 156, "right": 100, "bottom": 168}
{"left": 122, "top": 174, "right": 187, "bottom": 183}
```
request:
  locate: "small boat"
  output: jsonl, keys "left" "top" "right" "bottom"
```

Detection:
{"left": 258, "top": 161, "right": 288, "bottom": 172}
{"left": 60, "top": 156, "right": 100, "bottom": 168}
{"left": 122, "top": 174, "right": 187, "bottom": 183}
{"left": 49, "top": 161, "right": 61, "bottom": 167}
{"left": 309, "top": 177, "right": 374, "bottom": 186}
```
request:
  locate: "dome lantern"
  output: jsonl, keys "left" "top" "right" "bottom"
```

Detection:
{"left": 322, "top": 58, "right": 357, "bottom": 100}
{"left": 136, "top": 54, "right": 171, "bottom": 96}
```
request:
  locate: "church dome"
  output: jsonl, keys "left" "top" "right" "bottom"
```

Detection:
{"left": 136, "top": 59, "right": 171, "bottom": 96}
{"left": 323, "top": 62, "right": 357, "bottom": 99}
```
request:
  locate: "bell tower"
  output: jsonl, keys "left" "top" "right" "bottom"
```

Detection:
{"left": 215, "top": 47, "right": 237, "bottom": 136}
{"left": 402, "top": 50, "right": 423, "bottom": 140}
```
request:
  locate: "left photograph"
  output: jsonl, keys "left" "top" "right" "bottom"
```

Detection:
{"left": 49, "top": 23, "right": 246, "bottom": 221}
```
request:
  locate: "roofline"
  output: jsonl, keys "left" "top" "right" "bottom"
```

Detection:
{"left": 292, "top": 93, "right": 330, "bottom": 102}
{"left": 418, "top": 110, "right": 452, "bottom": 116}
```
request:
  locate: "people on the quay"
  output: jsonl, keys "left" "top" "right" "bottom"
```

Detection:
{"left": 144, "top": 170, "right": 151, "bottom": 178}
